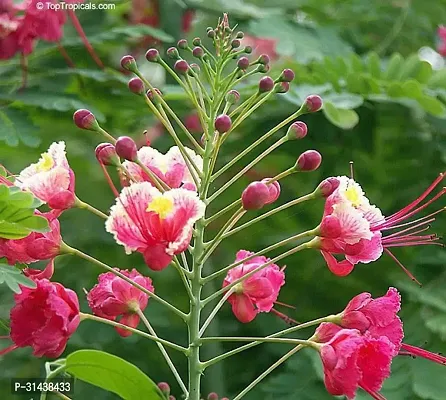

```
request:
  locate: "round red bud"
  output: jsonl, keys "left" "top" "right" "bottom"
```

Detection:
{"left": 189, "top": 63, "right": 201, "bottom": 74}
{"left": 320, "top": 215, "right": 342, "bottom": 238}
{"left": 166, "top": 47, "right": 180, "bottom": 59}
{"left": 304, "top": 94, "right": 323, "bottom": 112}
{"left": 275, "top": 82, "right": 290, "bottom": 93}
{"left": 174, "top": 59, "right": 190, "bottom": 75}
{"left": 225, "top": 90, "right": 240, "bottom": 105}
{"left": 237, "top": 56, "right": 250, "bottom": 70}
{"left": 281, "top": 68, "right": 295, "bottom": 82}
{"left": 242, "top": 181, "right": 270, "bottom": 210}
{"left": 207, "top": 30, "right": 216, "bottom": 38}
{"left": 214, "top": 114, "right": 232, "bottom": 133}
{"left": 73, "top": 109, "right": 98, "bottom": 131}
{"left": 316, "top": 177, "right": 340, "bottom": 198}
{"left": 207, "top": 393, "right": 219, "bottom": 400}
{"left": 147, "top": 88, "right": 162, "bottom": 102}
{"left": 145, "top": 48, "right": 160, "bottom": 62}
{"left": 169, "top": 396, "right": 175, "bottom": 400}
{"left": 236, "top": 31, "right": 244, "bottom": 39}
{"left": 192, "top": 37, "right": 201, "bottom": 46}
{"left": 157, "top": 382, "right": 170, "bottom": 396}
{"left": 258, "top": 76, "right": 274, "bottom": 93}
{"left": 244, "top": 46, "right": 253, "bottom": 54}
{"left": 257, "top": 64, "right": 270, "bottom": 73}
{"left": 295, "top": 150, "right": 322, "bottom": 171}
{"left": 231, "top": 39, "right": 241, "bottom": 48}
{"left": 128, "top": 77, "right": 144, "bottom": 95}
{"left": 95, "top": 143, "right": 119, "bottom": 166}
{"left": 177, "top": 39, "right": 188, "bottom": 49}
{"left": 286, "top": 121, "right": 308, "bottom": 140}
{"left": 192, "top": 46, "right": 204, "bottom": 58}
{"left": 261, "top": 178, "right": 281, "bottom": 204}
{"left": 120, "top": 55, "right": 137, "bottom": 71}
{"left": 115, "top": 136, "right": 138, "bottom": 161}
{"left": 258, "top": 54, "right": 270, "bottom": 65}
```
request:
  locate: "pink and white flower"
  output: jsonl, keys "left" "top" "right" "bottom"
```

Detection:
{"left": 314, "top": 174, "right": 444, "bottom": 281}
{"left": 106, "top": 182, "right": 205, "bottom": 271}
{"left": 222, "top": 250, "right": 285, "bottom": 323}
{"left": 15, "top": 141, "right": 75, "bottom": 210}
{"left": 87, "top": 269, "right": 154, "bottom": 337}
{"left": 122, "top": 145, "right": 203, "bottom": 191}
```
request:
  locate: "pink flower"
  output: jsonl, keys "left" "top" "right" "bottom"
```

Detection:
{"left": 23, "top": 259, "right": 55, "bottom": 280}
{"left": 242, "top": 34, "right": 278, "bottom": 61}
{"left": 122, "top": 145, "right": 203, "bottom": 191}
{"left": 222, "top": 250, "right": 285, "bottom": 323}
{"left": 106, "top": 182, "right": 205, "bottom": 271}
{"left": 438, "top": 26, "right": 446, "bottom": 56}
{"left": 319, "top": 329, "right": 393, "bottom": 400}
{"left": 314, "top": 174, "right": 444, "bottom": 281}
{"left": 16, "top": 142, "right": 76, "bottom": 210}
{"left": 184, "top": 113, "right": 202, "bottom": 134}
{"left": 9, "top": 278, "right": 80, "bottom": 358}
{"left": 87, "top": 269, "right": 154, "bottom": 337}
{"left": 0, "top": 211, "right": 61, "bottom": 265}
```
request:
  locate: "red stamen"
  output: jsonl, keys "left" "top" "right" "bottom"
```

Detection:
{"left": 379, "top": 208, "right": 444, "bottom": 232}
{"left": 100, "top": 163, "right": 119, "bottom": 197}
{"left": 385, "top": 241, "right": 443, "bottom": 248}
{"left": 384, "top": 248, "right": 422, "bottom": 286}
{"left": 401, "top": 343, "right": 446, "bottom": 365}
{"left": 382, "top": 219, "right": 434, "bottom": 239}
{"left": 361, "top": 386, "right": 387, "bottom": 400}
{"left": 274, "top": 301, "right": 296, "bottom": 310}
{"left": 67, "top": 10, "right": 104, "bottom": 69}
{"left": 382, "top": 173, "right": 444, "bottom": 225}
{"left": 383, "top": 233, "right": 438, "bottom": 244}
{"left": 0, "top": 344, "right": 18, "bottom": 356}
{"left": 271, "top": 308, "right": 299, "bottom": 325}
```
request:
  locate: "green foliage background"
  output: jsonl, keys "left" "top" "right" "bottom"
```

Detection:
{"left": 1, "top": 0, "right": 446, "bottom": 399}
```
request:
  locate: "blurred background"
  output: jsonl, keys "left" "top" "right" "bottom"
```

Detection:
{"left": 1, "top": 0, "right": 446, "bottom": 399}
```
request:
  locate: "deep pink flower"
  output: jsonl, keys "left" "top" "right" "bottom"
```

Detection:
{"left": 222, "top": 250, "right": 285, "bottom": 323}
{"left": 9, "top": 278, "right": 80, "bottom": 358}
{"left": 319, "top": 329, "right": 393, "bottom": 400}
{"left": 16, "top": 142, "right": 76, "bottom": 210}
{"left": 184, "top": 113, "right": 202, "bottom": 134}
{"left": 0, "top": 211, "right": 61, "bottom": 265}
{"left": 438, "top": 26, "right": 446, "bottom": 56}
{"left": 87, "top": 269, "right": 154, "bottom": 337}
{"left": 313, "top": 174, "right": 444, "bottom": 281}
{"left": 106, "top": 182, "right": 205, "bottom": 271}
{"left": 122, "top": 145, "right": 203, "bottom": 191}
{"left": 23, "top": 259, "right": 55, "bottom": 280}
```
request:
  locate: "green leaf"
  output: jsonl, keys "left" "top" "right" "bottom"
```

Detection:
{"left": 0, "top": 108, "right": 40, "bottom": 148}
{"left": 0, "top": 264, "right": 37, "bottom": 293}
{"left": 417, "top": 95, "right": 446, "bottom": 117}
{"left": 385, "top": 53, "right": 404, "bottom": 80}
{"left": 323, "top": 92, "right": 364, "bottom": 109}
{"left": 366, "top": 52, "right": 382, "bottom": 79}
{"left": 415, "top": 61, "right": 433, "bottom": 84}
{"left": 412, "top": 355, "right": 446, "bottom": 400}
{"left": 401, "top": 80, "right": 423, "bottom": 99}
{"left": 322, "top": 101, "right": 359, "bottom": 129}
{"left": 398, "top": 54, "right": 423, "bottom": 81}
{"left": 429, "top": 69, "right": 446, "bottom": 90}
{"left": 65, "top": 350, "right": 164, "bottom": 400}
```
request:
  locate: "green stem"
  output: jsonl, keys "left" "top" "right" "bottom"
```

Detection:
{"left": 136, "top": 158, "right": 171, "bottom": 192}
{"left": 80, "top": 313, "right": 187, "bottom": 353}
{"left": 212, "top": 107, "right": 305, "bottom": 180}
{"left": 97, "top": 127, "right": 117, "bottom": 144}
{"left": 229, "top": 92, "right": 258, "bottom": 118}
{"left": 233, "top": 345, "right": 304, "bottom": 400}
{"left": 201, "top": 337, "right": 316, "bottom": 346}
{"left": 221, "top": 191, "right": 318, "bottom": 240}
{"left": 74, "top": 197, "right": 108, "bottom": 219}
{"left": 205, "top": 199, "right": 241, "bottom": 225}
{"left": 61, "top": 243, "right": 188, "bottom": 321}
{"left": 203, "top": 228, "right": 317, "bottom": 284}
{"left": 40, "top": 365, "right": 66, "bottom": 400}
{"left": 173, "top": 258, "right": 194, "bottom": 299}
{"left": 199, "top": 288, "right": 234, "bottom": 337}
{"left": 208, "top": 137, "right": 288, "bottom": 202}
{"left": 136, "top": 309, "right": 188, "bottom": 396}
{"left": 203, "top": 239, "right": 315, "bottom": 304}
{"left": 202, "top": 315, "right": 334, "bottom": 368}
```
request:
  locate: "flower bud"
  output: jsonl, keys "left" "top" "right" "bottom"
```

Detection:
{"left": 192, "top": 37, "right": 201, "bottom": 46}
{"left": 166, "top": 47, "right": 180, "bottom": 59}
{"left": 303, "top": 94, "right": 323, "bottom": 112}
{"left": 207, "top": 393, "right": 219, "bottom": 400}
{"left": 280, "top": 68, "right": 295, "bottom": 82}
{"left": 316, "top": 177, "right": 340, "bottom": 197}
{"left": 145, "top": 48, "right": 160, "bottom": 62}
{"left": 95, "top": 143, "right": 120, "bottom": 166}
{"left": 47, "top": 191, "right": 76, "bottom": 210}
{"left": 115, "top": 136, "right": 138, "bottom": 161}
{"left": 128, "top": 77, "right": 145, "bottom": 95}
{"left": 320, "top": 215, "right": 342, "bottom": 238}
{"left": 236, "top": 31, "right": 244, "bottom": 39}
{"left": 286, "top": 121, "right": 308, "bottom": 140}
{"left": 261, "top": 178, "right": 280, "bottom": 204}
{"left": 207, "top": 30, "right": 216, "bottom": 38}
{"left": 274, "top": 82, "right": 290, "bottom": 94}
{"left": 177, "top": 39, "right": 188, "bottom": 49}
{"left": 295, "top": 150, "right": 322, "bottom": 171}
{"left": 174, "top": 59, "right": 190, "bottom": 75}
{"left": 257, "top": 54, "right": 270, "bottom": 65}
{"left": 225, "top": 90, "right": 240, "bottom": 105}
{"left": 231, "top": 39, "right": 241, "bottom": 48}
{"left": 192, "top": 46, "right": 204, "bottom": 58}
{"left": 147, "top": 88, "right": 162, "bottom": 102}
{"left": 189, "top": 63, "right": 201, "bottom": 74}
{"left": 214, "top": 114, "right": 232, "bottom": 133}
{"left": 73, "top": 109, "right": 98, "bottom": 131}
{"left": 258, "top": 76, "right": 274, "bottom": 93}
{"left": 169, "top": 396, "right": 175, "bottom": 400}
{"left": 157, "top": 382, "right": 170, "bottom": 396}
{"left": 257, "top": 64, "right": 270, "bottom": 73}
{"left": 120, "top": 55, "right": 137, "bottom": 72}
{"left": 244, "top": 46, "right": 253, "bottom": 54}
{"left": 242, "top": 181, "right": 270, "bottom": 210}
{"left": 237, "top": 56, "right": 250, "bottom": 70}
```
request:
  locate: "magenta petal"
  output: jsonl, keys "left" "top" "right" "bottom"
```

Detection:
{"left": 321, "top": 251, "right": 355, "bottom": 276}
{"left": 232, "top": 294, "right": 257, "bottom": 323}
{"left": 243, "top": 277, "right": 273, "bottom": 299}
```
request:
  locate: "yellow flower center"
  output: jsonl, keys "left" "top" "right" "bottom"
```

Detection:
{"left": 344, "top": 186, "right": 362, "bottom": 207}
{"left": 36, "top": 152, "right": 54, "bottom": 172}
{"left": 146, "top": 197, "right": 174, "bottom": 219}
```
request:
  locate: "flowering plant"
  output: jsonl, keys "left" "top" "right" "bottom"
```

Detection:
{"left": 1, "top": 15, "right": 445, "bottom": 400}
